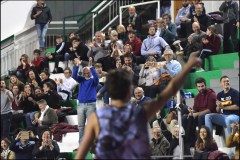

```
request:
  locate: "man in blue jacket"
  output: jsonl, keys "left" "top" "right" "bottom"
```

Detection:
{"left": 72, "top": 57, "right": 99, "bottom": 142}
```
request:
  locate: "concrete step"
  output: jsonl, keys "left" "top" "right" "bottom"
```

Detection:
{"left": 61, "top": 132, "right": 79, "bottom": 143}
{"left": 222, "top": 69, "right": 239, "bottom": 78}
{"left": 65, "top": 115, "right": 78, "bottom": 126}
{"left": 234, "top": 60, "right": 239, "bottom": 69}
{"left": 210, "top": 77, "right": 239, "bottom": 88}
{"left": 58, "top": 141, "right": 79, "bottom": 153}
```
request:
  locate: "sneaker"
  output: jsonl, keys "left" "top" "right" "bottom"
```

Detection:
{"left": 196, "top": 68, "right": 205, "bottom": 72}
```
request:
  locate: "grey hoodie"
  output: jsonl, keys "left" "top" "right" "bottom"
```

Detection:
{"left": 219, "top": 1, "right": 239, "bottom": 23}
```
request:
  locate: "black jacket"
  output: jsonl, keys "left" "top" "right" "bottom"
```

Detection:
{"left": 31, "top": 3, "right": 52, "bottom": 24}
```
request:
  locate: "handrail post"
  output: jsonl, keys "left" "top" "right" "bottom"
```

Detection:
{"left": 177, "top": 90, "right": 184, "bottom": 160}
{"left": 63, "top": 17, "right": 66, "bottom": 41}
{"left": 92, "top": 12, "right": 95, "bottom": 38}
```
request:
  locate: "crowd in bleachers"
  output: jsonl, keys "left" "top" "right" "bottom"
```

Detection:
{"left": 1, "top": 0, "right": 239, "bottom": 159}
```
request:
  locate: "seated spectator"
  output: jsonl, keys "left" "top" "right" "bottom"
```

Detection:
{"left": 10, "top": 85, "right": 24, "bottom": 134}
{"left": 40, "top": 70, "right": 57, "bottom": 91}
{"left": 139, "top": 56, "right": 160, "bottom": 96}
{"left": 160, "top": 13, "right": 177, "bottom": 45}
{"left": 10, "top": 130, "right": 38, "bottom": 159}
{"left": 189, "top": 0, "right": 206, "bottom": 17}
{"left": 155, "top": 18, "right": 164, "bottom": 37}
{"left": 107, "top": 30, "right": 123, "bottom": 57}
{"left": 226, "top": 122, "right": 239, "bottom": 160}
{"left": 1, "top": 138, "right": 15, "bottom": 159}
{"left": 195, "top": 126, "right": 218, "bottom": 152}
{"left": 150, "top": 127, "right": 170, "bottom": 156}
{"left": 31, "top": 49, "right": 45, "bottom": 74}
{"left": 175, "top": 0, "right": 191, "bottom": 29}
{"left": 64, "top": 32, "right": 76, "bottom": 67}
{"left": 26, "top": 69, "right": 42, "bottom": 89}
{"left": 126, "top": 23, "right": 136, "bottom": 34}
{"left": 42, "top": 82, "right": 62, "bottom": 110}
{"left": 199, "top": 25, "right": 221, "bottom": 71}
{"left": 158, "top": 49, "right": 182, "bottom": 78}
{"left": 134, "top": 87, "right": 151, "bottom": 107}
{"left": 87, "top": 31, "right": 108, "bottom": 63}
{"left": 141, "top": 25, "right": 170, "bottom": 60}
{"left": 32, "top": 130, "right": 60, "bottom": 159}
{"left": 33, "top": 87, "right": 45, "bottom": 102}
{"left": 120, "top": 44, "right": 137, "bottom": 64}
{"left": 124, "top": 6, "right": 142, "bottom": 36}
{"left": 205, "top": 76, "right": 239, "bottom": 137}
{"left": 16, "top": 54, "right": 31, "bottom": 83}
{"left": 116, "top": 24, "right": 127, "bottom": 44}
{"left": 122, "top": 54, "right": 140, "bottom": 87}
{"left": 182, "top": 77, "right": 216, "bottom": 130}
{"left": 9, "top": 75, "right": 24, "bottom": 92}
{"left": 55, "top": 68, "right": 78, "bottom": 100}
{"left": 33, "top": 99, "right": 58, "bottom": 138}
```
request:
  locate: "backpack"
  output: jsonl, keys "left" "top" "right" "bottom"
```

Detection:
{"left": 208, "top": 150, "right": 230, "bottom": 160}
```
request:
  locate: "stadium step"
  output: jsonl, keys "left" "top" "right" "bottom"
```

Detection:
{"left": 66, "top": 115, "right": 78, "bottom": 126}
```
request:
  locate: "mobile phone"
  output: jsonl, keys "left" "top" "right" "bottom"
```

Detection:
{"left": 21, "top": 131, "right": 29, "bottom": 140}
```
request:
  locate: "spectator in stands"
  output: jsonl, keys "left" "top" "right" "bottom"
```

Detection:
{"left": 199, "top": 25, "right": 221, "bottom": 71}
{"left": 55, "top": 68, "right": 78, "bottom": 100}
{"left": 155, "top": 18, "right": 164, "bottom": 37}
{"left": 120, "top": 44, "right": 137, "bottom": 65}
{"left": 141, "top": 25, "right": 170, "bottom": 60}
{"left": 150, "top": 127, "right": 170, "bottom": 156}
{"left": 32, "top": 129, "right": 60, "bottom": 159}
{"left": 9, "top": 75, "right": 24, "bottom": 92}
{"left": 33, "top": 99, "right": 58, "bottom": 138}
{"left": 183, "top": 77, "right": 216, "bottom": 130}
{"left": 226, "top": 122, "right": 239, "bottom": 160}
{"left": 107, "top": 30, "right": 123, "bottom": 57}
{"left": 1, "top": 80, "right": 13, "bottom": 139}
{"left": 39, "top": 70, "right": 57, "bottom": 91}
{"left": 10, "top": 130, "right": 38, "bottom": 159}
{"left": 26, "top": 69, "right": 42, "bottom": 89}
{"left": 175, "top": 0, "right": 191, "bottom": 37}
{"left": 160, "top": 0, "right": 171, "bottom": 17}
{"left": 159, "top": 49, "right": 182, "bottom": 78}
{"left": 20, "top": 84, "right": 39, "bottom": 130}
{"left": 94, "top": 63, "right": 107, "bottom": 85}
{"left": 72, "top": 57, "right": 98, "bottom": 143}
{"left": 126, "top": 23, "right": 136, "bottom": 33}
{"left": 139, "top": 56, "right": 159, "bottom": 96}
{"left": 205, "top": 76, "right": 239, "bottom": 137}
{"left": 116, "top": 24, "right": 127, "bottom": 44}
{"left": 30, "top": 0, "right": 52, "bottom": 52}
{"left": 16, "top": 54, "right": 31, "bottom": 83}
{"left": 31, "top": 49, "right": 45, "bottom": 74}
{"left": 10, "top": 85, "right": 24, "bottom": 135}
{"left": 125, "top": 6, "right": 142, "bottom": 36}
{"left": 122, "top": 54, "right": 140, "bottom": 87}
{"left": 195, "top": 126, "right": 218, "bottom": 152}
{"left": 189, "top": 0, "right": 206, "bottom": 18}
{"left": 1, "top": 138, "right": 15, "bottom": 159}
{"left": 219, "top": 0, "right": 239, "bottom": 53}
{"left": 134, "top": 87, "right": 151, "bottom": 107}
{"left": 190, "top": 3, "right": 210, "bottom": 32}
{"left": 87, "top": 31, "right": 108, "bottom": 63}
{"left": 160, "top": 13, "right": 177, "bottom": 45}
{"left": 33, "top": 87, "right": 45, "bottom": 102}
{"left": 125, "top": 31, "right": 142, "bottom": 57}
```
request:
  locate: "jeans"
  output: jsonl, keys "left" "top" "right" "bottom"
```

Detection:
{"left": 1, "top": 112, "right": 12, "bottom": 139}
{"left": 77, "top": 102, "right": 96, "bottom": 142}
{"left": 205, "top": 113, "right": 239, "bottom": 137}
{"left": 36, "top": 23, "right": 48, "bottom": 48}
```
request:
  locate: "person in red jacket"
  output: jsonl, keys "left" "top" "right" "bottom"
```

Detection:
{"left": 31, "top": 49, "right": 45, "bottom": 74}
{"left": 199, "top": 25, "right": 221, "bottom": 71}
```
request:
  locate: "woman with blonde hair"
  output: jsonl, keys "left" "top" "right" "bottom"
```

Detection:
{"left": 116, "top": 24, "right": 127, "bottom": 44}
{"left": 9, "top": 75, "right": 25, "bottom": 92}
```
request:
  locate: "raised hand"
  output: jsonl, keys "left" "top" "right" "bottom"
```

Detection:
{"left": 88, "top": 57, "right": 93, "bottom": 67}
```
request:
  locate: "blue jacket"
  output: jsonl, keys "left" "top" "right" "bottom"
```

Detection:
{"left": 72, "top": 66, "right": 99, "bottom": 103}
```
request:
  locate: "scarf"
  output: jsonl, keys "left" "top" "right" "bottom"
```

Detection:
{"left": 2, "top": 148, "right": 11, "bottom": 159}
{"left": 128, "top": 13, "right": 137, "bottom": 26}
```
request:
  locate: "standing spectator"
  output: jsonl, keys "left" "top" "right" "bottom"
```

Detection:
{"left": 125, "top": 6, "right": 142, "bottom": 36}
{"left": 1, "top": 80, "right": 13, "bottom": 139}
{"left": 175, "top": 0, "right": 191, "bottom": 28}
{"left": 226, "top": 122, "right": 239, "bottom": 160}
{"left": 32, "top": 130, "right": 60, "bottom": 159}
{"left": 1, "top": 138, "right": 15, "bottom": 159}
{"left": 160, "top": 13, "right": 177, "bottom": 45}
{"left": 150, "top": 127, "right": 170, "bottom": 156}
{"left": 31, "top": 49, "right": 45, "bottom": 74}
{"left": 219, "top": 0, "right": 239, "bottom": 53}
{"left": 199, "top": 25, "right": 221, "bottom": 71}
{"left": 31, "top": 0, "right": 52, "bottom": 52}
{"left": 72, "top": 57, "right": 98, "bottom": 142}
{"left": 160, "top": 0, "right": 171, "bottom": 17}
{"left": 141, "top": 25, "right": 170, "bottom": 59}
{"left": 205, "top": 76, "right": 239, "bottom": 137}
{"left": 183, "top": 77, "right": 216, "bottom": 129}
{"left": 10, "top": 130, "right": 38, "bottom": 159}
{"left": 195, "top": 126, "right": 218, "bottom": 152}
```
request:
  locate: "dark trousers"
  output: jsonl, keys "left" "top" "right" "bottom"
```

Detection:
{"left": 223, "top": 19, "right": 239, "bottom": 53}
{"left": 1, "top": 112, "right": 12, "bottom": 139}
{"left": 199, "top": 49, "right": 213, "bottom": 69}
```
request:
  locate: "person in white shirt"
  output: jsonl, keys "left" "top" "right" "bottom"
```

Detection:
{"left": 55, "top": 68, "right": 78, "bottom": 100}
